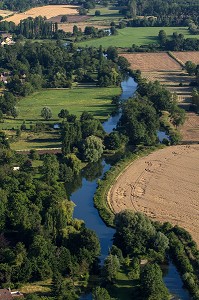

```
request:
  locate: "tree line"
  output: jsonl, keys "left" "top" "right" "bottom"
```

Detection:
{"left": 0, "top": 42, "right": 123, "bottom": 119}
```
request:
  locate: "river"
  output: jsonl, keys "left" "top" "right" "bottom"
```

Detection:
{"left": 70, "top": 77, "right": 191, "bottom": 300}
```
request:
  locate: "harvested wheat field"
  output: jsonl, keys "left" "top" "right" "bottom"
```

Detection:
{"left": 121, "top": 53, "right": 182, "bottom": 72}
{"left": 171, "top": 51, "right": 199, "bottom": 65}
{"left": 59, "top": 22, "right": 109, "bottom": 32}
{"left": 108, "top": 145, "right": 199, "bottom": 244}
{"left": 0, "top": 9, "right": 14, "bottom": 18}
{"left": 180, "top": 113, "right": 199, "bottom": 142}
{"left": 5, "top": 5, "right": 79, "bottom": 25}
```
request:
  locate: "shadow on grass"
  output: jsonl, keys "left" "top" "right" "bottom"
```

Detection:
{"left": 140, "top": 35, "right": 158, "bottom": 41}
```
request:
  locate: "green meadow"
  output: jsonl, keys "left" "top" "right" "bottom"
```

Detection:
{"left": 1, "top": 86, "right": 121, "bottom": 130}
{"left": 1, "top": 86, "right": 121, "bottom": 150}
{"left": 78, "top": 27, "right": 199, "bottom": 48}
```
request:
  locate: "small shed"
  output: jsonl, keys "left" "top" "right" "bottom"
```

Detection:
{"left": 13, "top": 166, "right": 20, "bottom": 171}
{"left": 53, "top": 123, "right": 60, "bottom": 129}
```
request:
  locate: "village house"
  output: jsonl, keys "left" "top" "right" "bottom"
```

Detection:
{"left": 0, "top": 33, "right": 15, "bottom": 46}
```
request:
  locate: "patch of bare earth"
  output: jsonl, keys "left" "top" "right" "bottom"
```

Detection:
{"left": 108, "top": 145, "right": 199, "bottom": 244}
{"left": 0, "top": 9, "right": 14, "bottom": 17}
{"left": 5, "top": 5, "right": 79, "bottom": 25}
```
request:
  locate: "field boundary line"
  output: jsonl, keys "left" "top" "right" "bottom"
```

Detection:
{"left": 167, "top": 51, "right": 185, "bottom": 68}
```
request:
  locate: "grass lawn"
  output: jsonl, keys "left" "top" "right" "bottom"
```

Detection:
{"left": 88, "top": 6, "right": 122, "bottom": 21}
{"left": 10, "top": 131, "right": 61, "bottom": 151}
{"left": 109, "top": 267, "right": 139, "bottom": 300}
{"left": 21, "top": 279, "right": 52, "bottom": 296}
{"left": 78, "top": 27, "right": 199, "bottom": 48}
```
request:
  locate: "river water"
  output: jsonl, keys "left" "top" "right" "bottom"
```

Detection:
{"left": 70, "top": 77, "right": 191, "bottom": 300}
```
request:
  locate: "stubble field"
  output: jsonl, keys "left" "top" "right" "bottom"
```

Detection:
{"left": 171, "top": 51, "right": 199, "bottom": 65}
{"left": 121, "top": 52, "right": 182, "bottom": 72}
{"left": 5, "top": 5, "right": 79, "bottom": 25}
{"left": 108, "top": 145, "right": 199, "bottom": 244}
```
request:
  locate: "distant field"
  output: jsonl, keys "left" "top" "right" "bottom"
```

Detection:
{"left": 121, "top": 51, "right": 194, "bottom": 104}
{"left": 5, "top": 5, "right": 79, "bottom": 25}
{"left": 78, "top": 27, "right": 199, "bottom": 48}
{"left": 121, "top": 52, "right": 182, "bottom": 71}
{"left": 59, "top": 22, "right": 109, "bottom": 32}
{"left": 0, "top": 9, "right": 14, "bottom": 18}
{"left": 0, "top": 86, "right": 120, "bottom": 131}
{"left": 171, "top": 51, "right": 199, "bottom": 65}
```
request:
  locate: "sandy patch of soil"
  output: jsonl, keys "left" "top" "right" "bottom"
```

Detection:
{"left": 108, "top": 145, "right": 199, "bottom": 244}
{"left": 5, "top": 5, "right": 79, "bottom": 25}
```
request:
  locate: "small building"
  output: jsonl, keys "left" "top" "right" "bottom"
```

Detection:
{"left": 13, "top": 166, "right": 20, "bottom": 171}
{"left": 53, "top": 123, "right": 60, "bottom": 129}
{"left": 0, "top": 33, "right": 15, "bottom": 46}
{"left": 11, "top": 291, "right": 24, "bottom": 298}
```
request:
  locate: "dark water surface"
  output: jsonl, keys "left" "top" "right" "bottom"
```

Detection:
{"left": 70, "top": 77, "right": 191, "bottom": 300}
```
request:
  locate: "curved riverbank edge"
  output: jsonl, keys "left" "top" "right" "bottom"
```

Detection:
{"left": 94, "top": 145, "right": 164, "bottom": 227}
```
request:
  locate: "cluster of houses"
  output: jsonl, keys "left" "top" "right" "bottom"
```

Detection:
{"left": 0, "top": 289, "right": 24, "bottom": 299}
{"left": 0, "top": 33, "right": 15, "bottom": 46}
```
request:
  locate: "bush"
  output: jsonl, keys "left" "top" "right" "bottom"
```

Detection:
{"left": 95, "top": 10, "right": 101, "bottom": 16}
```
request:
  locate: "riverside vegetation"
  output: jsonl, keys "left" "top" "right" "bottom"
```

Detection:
{"left": 0, "top": 0, "right": 199, "bottom": 299}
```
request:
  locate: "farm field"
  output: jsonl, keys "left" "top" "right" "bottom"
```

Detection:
{"left": 1, "top": 86, "right": 120, "bottom": 150}
{"left": 5, "top": 5, "right": 79, "bottom": 25}
{"left": 121, "top": 52, "right": 182, "bottom": 71}
{"left": 54, "top": 6, "right": 122, "bottom": 32}
{"left": 0, "top": 9, "right": 14, "bottom": 18}
{"left": 180, "top": 112, "right": 199, "bottom": 143}
{"left": 59, "top": 22, "right": 109, "bottom": 33}
{"left": 171, "top": 51, "right": 199, "bottom": 65}
{"left": 78, "top": 27, "right": 199, "bottom": 48}
{"left": 121, "top": 51, "right": 196, "bottom": 107}
{"left": 108, "top": 145, "right": 199, "bottom": 245}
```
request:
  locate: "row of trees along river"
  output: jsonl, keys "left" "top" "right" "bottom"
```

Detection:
{"left": 70, "top": 76, "right": 191, "bottom": 300}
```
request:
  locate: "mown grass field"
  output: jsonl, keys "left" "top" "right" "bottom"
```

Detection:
{"left": 78, "top": 27, "right": 199, "bottom": 48}
{"left": 1, "top": 86, "right": 121, "bottom": 130}
{"left": 2, "top": 86, "right": 120, "bottom": 150}
{"left": 88, "top": 6, "right": 122, "bottom": 21}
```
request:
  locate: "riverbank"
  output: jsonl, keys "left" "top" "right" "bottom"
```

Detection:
{"left": 107, "top": 144, "right": 199, "bottom": 245}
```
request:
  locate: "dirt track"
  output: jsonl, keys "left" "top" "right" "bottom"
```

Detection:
{"left": 108, "top": 145, "right": 199, "bottom": 244}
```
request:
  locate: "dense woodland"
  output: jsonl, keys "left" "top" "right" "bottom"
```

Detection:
{"left": 118, "top": 0, "right": 199, "bottom": 22}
